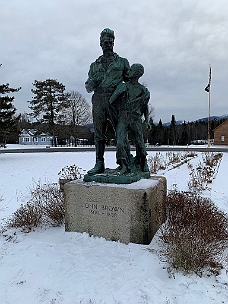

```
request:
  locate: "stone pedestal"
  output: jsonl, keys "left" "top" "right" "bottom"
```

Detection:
{"left": 64, "top": 177, "right": 167, "bottom": 244}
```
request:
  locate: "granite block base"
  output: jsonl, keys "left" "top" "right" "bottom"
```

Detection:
{"left": 64, "top": 177, "right": 166, "bottom": 244}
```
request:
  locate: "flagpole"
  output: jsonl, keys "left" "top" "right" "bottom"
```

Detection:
{"left": 205, "top": 65, "right": 211, "bottom": 148}
{"left": 208, "top": 87, "right": 210, "bottom": 148}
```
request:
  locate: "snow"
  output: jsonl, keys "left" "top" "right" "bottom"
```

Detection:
{"left": 0, "top": 145, "right": 228, "bottom": 304}
{"left": 79, "top": 178, "right": 160, "bottom": 190}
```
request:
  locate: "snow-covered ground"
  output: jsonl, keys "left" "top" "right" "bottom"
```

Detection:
{"left": 0, "top": 145, "right": 228, "bottom": 304}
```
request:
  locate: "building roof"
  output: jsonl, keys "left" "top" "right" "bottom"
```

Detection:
{"left": 213, "top": 119, "right": 228, "bottom": 131}
{"left": 19, "top": 129, "right": 52, "bottom": 137}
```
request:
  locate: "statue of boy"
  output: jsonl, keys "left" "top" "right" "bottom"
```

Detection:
{"left": 109, "top": 63, "right": 151, "bottom": 175}
{"left": 85, "top": 28, "right": 130, "bottom": 175}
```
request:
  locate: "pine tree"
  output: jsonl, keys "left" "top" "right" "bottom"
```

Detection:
{"left": 0, "top": 82, "right": 21, "bottom": 144}
{"left": 28, "top": 79, "right": 67, "bottom": 146}
{"left": 157, "top": 119, "right": 163, "bottom": 145}
{"left": 158, "top": 119, "right": 163, "bottom": 128}
{"left": 180, "top": 121, "right": 188, "bottom": 145}
{"left": 169, "top": 114, "right": 176, "bottom": 145}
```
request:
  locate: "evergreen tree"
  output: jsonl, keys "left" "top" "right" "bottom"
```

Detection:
{"left": 28, "top": 79, "right": 67, "bottom": 146}
{"left": 157, "top": 119, "right": 163, "bottom": 145}
{"left": 169, "top": 114, "right": 176, "bottom": 145}
{"left": 0, "top": 82, "right": 21, "bottom": 144}
{"left": 158, "top": 119, "right": 163, "bottom": 128}
{"left": 180, "top": 121, "right": 188, "bottom": 145}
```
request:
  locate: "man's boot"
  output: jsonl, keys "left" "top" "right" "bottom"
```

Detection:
{"left": 87, "top": 160, "right": 105, "bottom": 175}
{"left": 87, "top": 141, "right": 105, "bottom": 175}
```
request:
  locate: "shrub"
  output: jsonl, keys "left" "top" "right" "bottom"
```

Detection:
{"left": 203, "top": 152, "right": 223, "bottom": 167}
{"left": 147, "top": 152, "right": 166, "bottom": 174}
{"left": 188, "top": 152, "right": 223, "bottom": 191}
{"left": 159, "top": 190, "right": 228, "bottom": 276}
{"left": 6, "top": 181, "right": 64, "bottom": 232}
{"left": 7, "top": 202, "right": 43, "bottom": 231}
{"left": 30, "top": 181, "right": 65, "bottom": 226}
{"left": 58, "top": 164, "right": 84, "bottom": 181}
{"left": 58, "top": 164, "right": 85, "bottom": 191}
{"left": 148, "top": 151, "right": 197, "bottom": 174}
{"left": 0, "top": 195, "right": 4, "bottom": 211}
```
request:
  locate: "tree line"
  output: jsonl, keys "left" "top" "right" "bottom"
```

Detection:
{"left": 143, "top": 114, "right": 227, "bottom": 146}
{"left": 0, "top": 73, "right": 92, "bottom": 145}
{"left": 0, "top": 66, "right": 226, "bottom": 146}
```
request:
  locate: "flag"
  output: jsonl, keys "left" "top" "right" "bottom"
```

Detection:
{"left": 204, "top": 84, "right": 210, "bottom": 92}
{"left": 204, "top": 66, "right": 211, "bottom": 92}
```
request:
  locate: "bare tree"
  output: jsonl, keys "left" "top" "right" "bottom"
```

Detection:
{"left": 61, "top": 91, "right": 92, "bottom": 125}
{"left": 17, "top": 112, "right": 32, "bottom": 131}
{"left": 148, "top": 103, "right": 155, "bottom": 120}
{"left": 59, "top": 91, "right": 92, "bottom": 145}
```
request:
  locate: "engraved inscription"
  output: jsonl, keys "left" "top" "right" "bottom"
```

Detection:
{"left": 83, "top": 203, "right": 125, "bottom": 218}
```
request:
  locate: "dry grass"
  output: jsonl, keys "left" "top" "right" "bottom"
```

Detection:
{"left": 160, "top": 190, "right": 228, "bottom": 276}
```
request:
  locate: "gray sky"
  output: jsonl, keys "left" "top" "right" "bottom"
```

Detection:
{"left": 1, "top": 0, "right": 228, "bottom": 123}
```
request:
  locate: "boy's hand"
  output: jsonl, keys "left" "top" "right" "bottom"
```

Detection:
{"left": 145, "top": 121, "right": 152, "bottom": 130}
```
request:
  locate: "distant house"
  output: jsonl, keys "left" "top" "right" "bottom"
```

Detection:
{"left": 19, "top": 129, "right": 53, "bottom": 145}
{"left": 213, "top": 120, "right": 228, "bottom": 145}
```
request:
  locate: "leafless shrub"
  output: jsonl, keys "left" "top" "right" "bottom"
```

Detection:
{"left": 188, "top": 152, "right": 223, "bottom": 191}
{"left": 58, "top": 164, "right": 84, "bottom": 180}
{"left": 148, "top": 151, "right": 197, "bottom": 174}
{"left": 159, "top": 190, "right": 228, "bottom": 276}
{"left": 0, "top": 226, "right": 18, "bottom": 243}
{"left": 203, "top": 152, "right": 223, "bottom": 167}
{"left": 7, "top": 202, "right": 43, "bottom": 231}
{"left": 5, "top": 181, "right": 64, "bottom": 232}
{"left": 147, "top": 152, "right": 166, "bottom": 174}
{"left": 0, "top": 195, "right": 4, "bottom": 212}
{"left": 30, "top": 181, "right": 64, "bottom": 226}
{"left": 58, "top": 164, "right": 85, "bottom": 191}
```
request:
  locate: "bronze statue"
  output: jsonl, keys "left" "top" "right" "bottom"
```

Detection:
{"left": 84, "top": 30, "right": 152, "bottom": 184}
{"left": 109, "top": 63, "right": 151, "bottom": 175}
{"left": 85, "top": 28, "right": 130, "bottom": 175}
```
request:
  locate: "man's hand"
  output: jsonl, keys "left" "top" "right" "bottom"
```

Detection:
{"left": 85, "top": 74, "right": 103, "bottom": 93}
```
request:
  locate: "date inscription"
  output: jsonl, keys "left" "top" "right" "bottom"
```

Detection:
{"left": 83, "top": 203, "right": 125, "bottom": 218}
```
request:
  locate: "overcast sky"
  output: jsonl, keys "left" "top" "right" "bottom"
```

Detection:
{"left": 1, "top": 0, "right": 228, "bottom": 123}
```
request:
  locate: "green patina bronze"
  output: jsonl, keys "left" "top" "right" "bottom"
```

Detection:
{"left": 85, "top": 28, "right": 130, "bottom": 177}
{"left": 84, "top": 29, "right": 151, "bottom": 184}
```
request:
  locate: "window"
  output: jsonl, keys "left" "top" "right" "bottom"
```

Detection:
{"left": 25, "top": 137, "right": 30, "bottom": 142}
{"left": 221, "top": 136, "right": 225, "bottom": 142}
{"left": 33, "top": 137, "right": 38, "bottom": 142}
{"left": 41, "top": 137, "right": 46, "bottom": 142}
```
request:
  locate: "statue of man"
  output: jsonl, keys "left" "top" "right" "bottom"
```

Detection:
{"left": 85, "top": 28, "right": 130, "bottom": 175}
{"left": 109, "top": 63, "right": 151, "bottom": 175}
